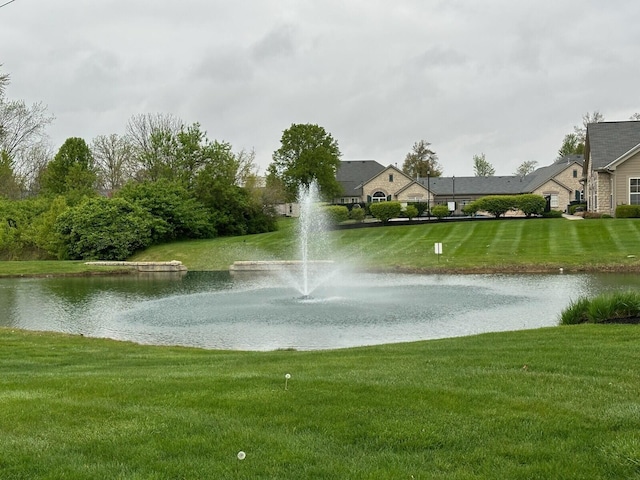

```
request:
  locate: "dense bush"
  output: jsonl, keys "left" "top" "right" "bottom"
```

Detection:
{"left": 516, "top": 194, "right": 546, "bottom": 217}
{"left": 117, "top": 180, "right": 214, "bottom": 242}
{"left": 323, "top": 205, "right": 349, "bottom": 224}
{"left": 542, "top": 210, "right": 563, "bottom": 218}
{"left": 569, "top": 203, "right": 587, "bottom": 215}
{"left": 349, "top": 206, "right": 366, "bottom": 222}
{"left": 462, "top": 202, "right": 480, "bottom": 216}
{"left": 431, "top": 204, "right": 450, "bottom": 219}
{"left": 404, "top": 205, "right": 418, "bottom": 220}
{"left": 0, "top": 197, "right": 54, "bottom": 260}
{"left": 407, "top": 202, "right": 428, "bottom": 217}
{"left": 56, "top": 197, "right": 154, "bottom": 260}
{"left": 369, "top": 201, "right": 402, "bottom": 223}
{"left": 560, "top": 291, "right": 640, "bottom": 325}
{"left": 469, "top": 195, "right": 518, "bottom": 217}
{"left": 615, "top": 205, "right": 640, "bottom": 218}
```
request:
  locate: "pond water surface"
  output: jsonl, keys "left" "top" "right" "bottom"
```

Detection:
{"left": 1, "top": 271, "right": 638, "bottom": 350}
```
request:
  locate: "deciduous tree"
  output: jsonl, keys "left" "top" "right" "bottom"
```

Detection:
{"left": 269, "top": 123, "right": 342, "bottom": 201}
{"left": 91, "top": 134, "right": 135, "bottom": 193}
{"left": 514, "top": 160, "right": 538, "bottom": 177}
{"left": 402, "top": 140, "right": 442, "bottom": 178}
{"left": 574, "top": 111, "right": 604, "bottom": 143}
{"left": 41, "top": 137, "right": 97, "bottom": 200}
{"left": 473, "top": 153, "right": 495, "bottom": 176}
{"left": 557, "top": 133, "right": 584, "bottom": 159}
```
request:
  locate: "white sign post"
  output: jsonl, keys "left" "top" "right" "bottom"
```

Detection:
{"left": 434, "top": 242, "right": 443, "bottom": 262}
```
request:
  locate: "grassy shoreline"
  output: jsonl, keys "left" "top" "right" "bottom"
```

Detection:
{"left": 3, "top": 218, "right": 640, "bottom": 276}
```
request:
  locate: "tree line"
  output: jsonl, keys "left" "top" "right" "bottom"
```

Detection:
{"left": 2, "top": 62, "right": 635, "bottom": 260}
{"left": 0, "top": 70, "right": 277, "bottom": 260}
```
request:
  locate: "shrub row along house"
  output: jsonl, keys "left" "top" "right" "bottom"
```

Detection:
{"left": 335, "top": 155, "right": 584, "bottom": 215}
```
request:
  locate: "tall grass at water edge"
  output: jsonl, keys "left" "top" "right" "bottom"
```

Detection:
{"left": 560, "top": 291, "right": 640, "bottom": 324}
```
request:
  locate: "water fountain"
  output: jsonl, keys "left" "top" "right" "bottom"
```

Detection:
{"left": 0, "top": 181, "right": 597, "bottom": 350}
{"left": 230, "top": 180, "right": 337, "bottom": 297}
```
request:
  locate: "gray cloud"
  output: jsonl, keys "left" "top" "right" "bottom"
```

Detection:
{"left": 1, "top": 0, "right": 640, "bottom": 176}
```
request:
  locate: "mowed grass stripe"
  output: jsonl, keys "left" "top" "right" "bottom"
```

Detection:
{"left": 121, "top": 218, "right": 640, "bottom": 272}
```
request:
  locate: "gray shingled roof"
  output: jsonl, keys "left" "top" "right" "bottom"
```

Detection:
{"left": 586, "top": 121, "right": 640, "bottom": 169}
{"left": 419, "top": 176, "right": 529, "bottom": 195}
{"left": 521, "top": 158, "right": 582, "bottom": 191}
{"left": 337, "top": 158, "right": 581, "bottom": 198}
{"left": 336, "top": 160, "right": 385, "bottom": 196}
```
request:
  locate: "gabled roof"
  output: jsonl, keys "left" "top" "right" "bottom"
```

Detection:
{"left": 336, "top": 160, "right": 385, "bottom": 196}
{"left": 419, "top": 176, "right": 529, "bottom": 196}
{"left": 585, "top": 121, "right": 640, "bottom": 170}
{"left": 521, "top": 158, "right": 582, "bottom": 192}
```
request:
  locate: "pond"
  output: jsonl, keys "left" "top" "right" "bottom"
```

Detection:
{"left": 1, "top": 271, "right": 639, "bottom": 351}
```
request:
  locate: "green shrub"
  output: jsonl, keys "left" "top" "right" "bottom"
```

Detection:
{"left": 473, "top": 195, "right": 518, "bottom": 217}
{"left": 462, "top": 202, "right": 480, "bottom": 216}
{"left": 407, "top": 202, "right": 428, "bottom": 216}
{"left": 349, "top": 206, "right": 366, "bottom": 222}
{"left": 55, "top": 197, "right": 155, "bottom": 260}
{"left": 615, "top": 205, "right": 640, "bottom": 218}
{"left": 560, "top": 291, "right": 640, "bottom": 325}
{"left": 569, "top": 203, "right": 586, "bottom": 215}
{"left": 323, "top": 205, "right": 350, "bottom": 224}
{"left": 0, "top": 197, "right": 53, "bottom": 260}
{"left": 404, "top": 205, "right": 418, "bottom": 220}
{"left": 516, "top": 194, "right": 546, "bottom": 217}
{"left": 542, "top": 210, "right": 563, "bottom": 218}
{"left": 369, "top": 201, "right": 402, "bottom": 223}
{"left": 117, "top": 179, "right": 214, "bottom": 241}
{"left": 431, "top": 204, "right": 450, "bottom": 219}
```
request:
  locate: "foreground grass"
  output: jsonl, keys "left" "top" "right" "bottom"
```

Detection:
{"left": 130, "top": 218, "right": 640, "bottom": 272}
{"left": 1, "top": 326, "right": 639, "bottom": 479}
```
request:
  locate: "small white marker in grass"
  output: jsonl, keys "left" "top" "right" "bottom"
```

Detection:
{"left": 285, "top": 373, "right": 291, "bottom": 390}
{"left": 237, "top": 451, "right": 246, "bottom": 460}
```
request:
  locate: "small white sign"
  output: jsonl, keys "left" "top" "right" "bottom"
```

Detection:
{"left": 434, "top": 242, "right": 443, "bottom": 255}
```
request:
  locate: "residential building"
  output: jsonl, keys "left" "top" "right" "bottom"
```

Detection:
{"left": 584, "top": 121, "right": 640, "bottom": 215}
{"left": 335, "top": 156, "right": 584, "bottom": 214}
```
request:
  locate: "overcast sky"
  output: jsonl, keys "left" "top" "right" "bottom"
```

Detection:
{"left": 1, "top": 0, "right": 639, "bottom": 176}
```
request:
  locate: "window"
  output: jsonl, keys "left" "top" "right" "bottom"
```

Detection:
{"left": 573, "top": 169, "right": 578, "bottom": 178}
{"left": 388, "top": 174, "right": 394, "bottom": 182}
{"left": 372, "top": 191, "right": 387, "bottom": 202}
{"left": 630, "top": 178, "right": 640, "bottom": 205}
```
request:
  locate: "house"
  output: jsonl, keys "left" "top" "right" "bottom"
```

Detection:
{"left": 334, "top": 160, "right": 388, "bottom": 204}
{"left": 583, "top": 121, "right": 640, "bottom": 215}
{"left": 335, "top": 156, "right": 584, "bottom": 214}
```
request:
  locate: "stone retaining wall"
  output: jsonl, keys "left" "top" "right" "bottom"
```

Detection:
{"left": 85, "top": 260, "right": 187, "bottom": 272}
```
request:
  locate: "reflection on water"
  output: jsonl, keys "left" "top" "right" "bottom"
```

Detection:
{"left": 0, "top": 272, "right": 638, "bottom": 351}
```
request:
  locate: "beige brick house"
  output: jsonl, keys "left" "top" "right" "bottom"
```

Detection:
{"left": 584, "top": 121, "right": 640, "bottom": 215}
{"left": 336, "top": 157, "right": 583, "bottom": 214}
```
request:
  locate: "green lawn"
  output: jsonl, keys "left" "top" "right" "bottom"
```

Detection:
{"left": 2, "top": 218, "right": 640, "bottom": 477}
{"left": 129, "top": 218, "right": 640, "bottom": 272}
{"left": 3, "top": 218, "right": 640, "bottom": 276}
{"left": 1, "top": 326, "right": 639, "bottom": 479}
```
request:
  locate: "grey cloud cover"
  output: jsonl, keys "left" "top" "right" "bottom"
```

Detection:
{"left": 1, "top": 0, "right": 639, "bottom": 175}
